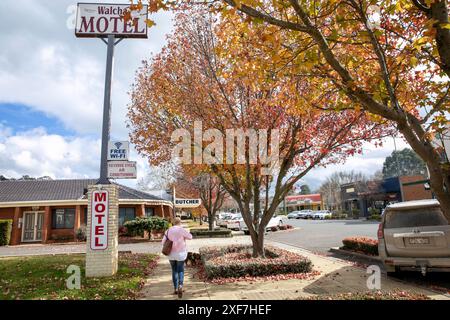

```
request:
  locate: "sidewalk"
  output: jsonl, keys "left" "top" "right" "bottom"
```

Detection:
{"left": 139, "top": 241, "right": 450, "bottom": 300}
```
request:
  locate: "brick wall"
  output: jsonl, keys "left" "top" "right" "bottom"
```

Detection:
{"left": 400, "top": 175, "right": 433, "bottom": 201}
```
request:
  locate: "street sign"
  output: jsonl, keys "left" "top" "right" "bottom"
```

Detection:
{"left": 107, "top": 161, "right": 137, "bottom": 179}
{"left": 75, "top": 3, "right": 148, "bottom": 38}
{"left": 90, "top": 190, "right": 109, "bottom": 250}
{"left": 174, "top": 198, "right": 202, "bottom": 208}
{"left": 108, "top": 141, "right": 129, "bottom": 160}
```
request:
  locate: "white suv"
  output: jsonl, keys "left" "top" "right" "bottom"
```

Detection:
{"left": 378, "top": 200, "right": 450, "bottom": 276}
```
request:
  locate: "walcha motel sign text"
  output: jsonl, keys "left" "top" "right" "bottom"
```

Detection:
{"left": 76, "top": 3, "right": 148, "bottom": 277}
{"left": 90, "top": 190, "right": 109, "bottom": 250}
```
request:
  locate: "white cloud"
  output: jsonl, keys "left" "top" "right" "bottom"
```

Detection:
{"left": 0, "top": 126, "right": 99, "bottom": 178}
{"left": 0, "top": 124, "right": 154, "bottom": 187}
{"left": 301, "top": 137, "right": 411, "bottom": 191}
{"left": 0, "top": 0, "right": 174, "bottom": 138}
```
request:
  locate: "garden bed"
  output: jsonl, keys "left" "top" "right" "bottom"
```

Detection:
{"left": 341, "top": 237, "right": 379, "bottom": 256}
{"left": 190, "top": 228, "right": 232, "bottom": 238}
{"left": 301, "top": 290, "right": 430, "bottom": 300}
{"left": 0, "top": 252, "right": 158, "bottom": 300}
{"left": 196, "top": 245, "right": 315, "bottom": 282}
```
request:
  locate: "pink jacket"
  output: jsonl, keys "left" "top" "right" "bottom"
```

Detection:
{"left": 162, "top": 226, "right": 193, "bottom": 253}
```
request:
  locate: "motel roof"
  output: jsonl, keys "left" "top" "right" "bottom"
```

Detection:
{"left": 0, "top": 179, "right": 166, "bottom": 204}
{"left": 285, "top": 193, "right": 322, "bottom": 202}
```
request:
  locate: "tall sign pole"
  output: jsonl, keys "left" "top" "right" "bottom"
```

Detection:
{"left": 98, "top": 34, "right": 115, "bottom": 184}
{"left": 75, "top": 2, "right": 148, "bottom": 277}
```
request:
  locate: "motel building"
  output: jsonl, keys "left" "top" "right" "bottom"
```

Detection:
{"left": 0, "top": 179, "right": 173, "bottom": 245}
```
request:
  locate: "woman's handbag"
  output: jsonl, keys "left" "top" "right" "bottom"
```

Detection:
{"left": 161, "top": 230, "right": 173, "bottom": 256}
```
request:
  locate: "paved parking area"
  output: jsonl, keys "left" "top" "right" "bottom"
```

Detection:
{"left": 267, "top": 218, "right": 379, "bottom": 253}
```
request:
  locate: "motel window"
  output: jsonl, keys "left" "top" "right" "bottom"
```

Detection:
{"left": 145, "top": 207, "right": 154, "bottom": 217}
{"left": 119, "top": 207, "right": 136, "bottom": 226}
{"left": 52, "top": 208, "right": 75, "bottom": 229}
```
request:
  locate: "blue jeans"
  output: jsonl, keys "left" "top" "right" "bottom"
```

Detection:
{"left": 169, "top": 260, "right": 185, "bottom": 289}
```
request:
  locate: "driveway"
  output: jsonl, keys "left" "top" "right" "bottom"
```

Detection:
{"left": 267, "top": 218, "right": 379, "bottom": 253}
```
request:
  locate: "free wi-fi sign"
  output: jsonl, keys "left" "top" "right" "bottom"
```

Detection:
{"left": 107, "top": 141, "right": 129, "bottom": 160}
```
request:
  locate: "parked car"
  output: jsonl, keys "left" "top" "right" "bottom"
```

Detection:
{"left": 287, "top": 211, "right": 301, "bottom": 219}
{"left": 240, "top": 215, "right": 285, "bottom": 235}
{"left": 313, "top": 210, "right": 332, "bottom": 220}
{"left": 226, "top": 215, "right": 243, "bottom": 230}
{"left": 378, "top": 199, "right": 450, "bottom": 276}
{"left": 296, "top": 210, "right": 313, "bottom": 219}
{"left": 217, "top": 213, "right": 239, "bottom": 228}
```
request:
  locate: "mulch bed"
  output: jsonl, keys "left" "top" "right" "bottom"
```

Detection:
{"left": 190, "top": 263, "right": 321, "bottom": 284}
{"left": 300, "top": 290, "right": 431, "bottom": 300}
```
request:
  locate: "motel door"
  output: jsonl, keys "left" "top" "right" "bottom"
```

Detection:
{"left": 22, "top": 211, "right": 44, "bottom": 242}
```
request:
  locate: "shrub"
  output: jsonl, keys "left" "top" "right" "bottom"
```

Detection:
{"left": 279, "top": 225, "right": 287, "bottom": 230}
{"left": 331, "top": 212, "right": 348, "bottom": 219}
{"left": 286, "top": 224, "right": 293, "bottom": 229}
{"left": 190, "top": 228, "right": 232, "bottom": 238}
{"left": 118, "top": 226, "right": 128, "bottom": 236}
{"left": 0, "top": 219, "right": 13, "bottom": 246}
{"left": 342, "top": 237, "right": 379, "bottom": 256}
{"left": 351, "top": 209, "right": 360, "bottom": 219}
{"left": 75, "top": 225, "right": 87, "bottom": 241}
{"left": 124, "top": 217, "right": 170, "bottom": 237}
{"left": 269, "top": 226, "right": 278, "bottom": 232}
{"left": 199, "top": 245, "right": 312, "bottom": 279}
{"left": 151, "top": 217, "right": 170, "bottom": 231}
{"left": 368, "top": 214, "right": 382, "bottom": 221}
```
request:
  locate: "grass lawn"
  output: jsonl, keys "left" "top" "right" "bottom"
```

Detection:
{"left": 0, "top": 252, "right": 158, "bottom": 300}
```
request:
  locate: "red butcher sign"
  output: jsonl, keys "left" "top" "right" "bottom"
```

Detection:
{"left": 90, "top": 190, "right": 109, "bottom": 250}
{"left": 75, "top": 3, "right": 148, "bottom": 38}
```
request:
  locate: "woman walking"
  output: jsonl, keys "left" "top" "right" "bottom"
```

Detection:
{"left": 162, "top": 217, "right": 193, "bottom": 298}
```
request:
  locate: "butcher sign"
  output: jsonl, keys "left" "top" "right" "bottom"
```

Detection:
{"left": 90, "top": 190, "right": 109, "bottom": 250}
{"left": 75, "top": 3, "right": 148, "bottom": 38}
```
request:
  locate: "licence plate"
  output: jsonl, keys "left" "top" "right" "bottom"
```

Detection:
{"left": 408, "top": 237, "right": 430, "bottom": 245}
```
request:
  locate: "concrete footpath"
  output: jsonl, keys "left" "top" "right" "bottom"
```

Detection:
{"left": 139, "top": 240, "right": 450, "bottom": 300}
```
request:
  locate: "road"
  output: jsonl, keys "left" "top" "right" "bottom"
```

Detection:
{"left": 266, "top": 218, "right": 379, "bottom": 253}
{"left": 266, "top": 218, "right": 450, "bottom": 293}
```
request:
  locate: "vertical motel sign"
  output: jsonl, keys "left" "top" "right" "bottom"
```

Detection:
{"left": 91, "top": 190, "right": 109, "bottom": 250}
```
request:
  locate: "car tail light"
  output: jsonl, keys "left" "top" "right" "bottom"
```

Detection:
{"left": 377, "top": 222, "right": 384, "bottom": 239}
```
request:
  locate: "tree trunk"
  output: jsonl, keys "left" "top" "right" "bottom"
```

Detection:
{"left": 208, "top": 211, "right": 215, "bottom": 231}
{"left": 249, "top": 227, "right": 265, "bottom": 257}
{"left": 397, "top": 122, "right": 450, "bottom": 220}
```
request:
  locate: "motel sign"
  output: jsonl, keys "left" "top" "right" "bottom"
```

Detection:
{"left": 90, "top": 190, "right": 109, "bottom": 250}
{"left": 75, "top": 3, "right": 148, "bottom": 38}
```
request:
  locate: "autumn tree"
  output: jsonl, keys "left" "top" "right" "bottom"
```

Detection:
{"left": 128, "top": 9, "right": 390, "bottom": 257}
{"left": 215, "top": 0, "right": 450, "bottom": 219}
{"left": 176, "top": 168, "right": 227, "bottom": 230}
{"left": 128, "top": 0, "right": 450, "bottom": 221}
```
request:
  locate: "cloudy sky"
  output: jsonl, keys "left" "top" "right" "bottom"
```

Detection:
{"left": 0, "top": 0, "right": 409, "bottom": 191}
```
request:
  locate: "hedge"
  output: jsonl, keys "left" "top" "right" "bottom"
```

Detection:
{"left": 123, "top": 217, "right": 170, "bottom": 237}
{"left": 342, "top": 237, "right": 379, "bottom": 256}
{"left": 0, "top": 219, "right": 13, "bottom": 246}
{"left": 199, "top": 245, "right": 312, "bottom": 279}
{"left": 190, "top": 228, "right": 232, "bottom": 238}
